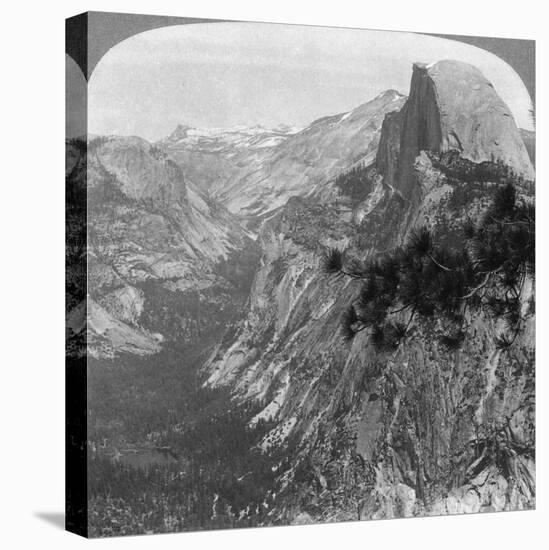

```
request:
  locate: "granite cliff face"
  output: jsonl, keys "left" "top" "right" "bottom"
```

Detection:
{"left": 92, "top": 136, "right": 188, "bottom": 206}
{"left": 205, "top": 61, "right": 535, "bottom": 522}
{"left": 377, "top": 61, "right": 534, "bottom": 200}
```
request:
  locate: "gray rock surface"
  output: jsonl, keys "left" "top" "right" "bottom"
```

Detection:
{"left": 392, "top": 61, "right": 534, "bottom": 199}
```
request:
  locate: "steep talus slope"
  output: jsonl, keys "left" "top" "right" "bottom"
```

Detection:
{"left": 66, "top": 136, "right": 260, "bottom": 358}
{"left": 386, "top": 61, "right": 534, "bottom": 200}
{"left": 205, "top": 61, "right": 535, "bottom": 522}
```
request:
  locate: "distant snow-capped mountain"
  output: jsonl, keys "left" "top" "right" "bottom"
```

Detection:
{"left": 159, "top": 90, "right": 406, "bottom": 222}
{"left": 164, "top": 123, "right": 301, "bottom": 149}
{"left": 158, "top": 124, "right": 301, "bottom": 197}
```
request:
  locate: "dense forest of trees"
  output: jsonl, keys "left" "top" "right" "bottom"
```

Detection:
{"left": 88, "top": 349, "right": 281, "bottom": 536}
{"left": 333, "top": 162, "right": 374, "bottom": 202}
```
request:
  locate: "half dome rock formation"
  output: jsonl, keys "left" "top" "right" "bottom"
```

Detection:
{"left": 380, "top": 60, "right": 534, "bottom": 198}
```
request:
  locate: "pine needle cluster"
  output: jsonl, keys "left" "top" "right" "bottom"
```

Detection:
{"left": 325, "top": 180, "right": 534, "bottom": 351}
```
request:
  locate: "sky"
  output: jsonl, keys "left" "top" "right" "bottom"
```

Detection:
{"left": 86, "top": 22, "right": 534, "bottom": 141}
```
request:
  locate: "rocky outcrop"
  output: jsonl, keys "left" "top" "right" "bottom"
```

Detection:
{"left": 378, "top": 61, "right": 534, "bottom": 200}
{"left": 374, "top": 110, "right": 403, "bottom": 191}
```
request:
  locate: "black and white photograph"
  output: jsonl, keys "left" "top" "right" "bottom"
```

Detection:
{"left": 65, "top": 12, "right": 536, "bottom": 537}
{"left": 2, "top": 2, "right": 546, "bottom": 549}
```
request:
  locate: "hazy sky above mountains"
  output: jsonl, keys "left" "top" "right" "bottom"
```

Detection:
{"left": 86, "top": 22, "right": 533, "bottom": 141}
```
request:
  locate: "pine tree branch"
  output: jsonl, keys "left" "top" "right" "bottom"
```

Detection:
{"left": 390, "top": 303, "right": 413, "bottom": 314}
{"left": 460, "top": 272, "right": 492, "bottom": 300}
{"left": 427, "top": 253, "right": 452, "bottom": 272}
{"left": 404, "top": 307, "right": 416, "bottom": 331}
{"left": 341, "top": 269, "right": 369, "bottom": 280}
{"left": 489, "top": 215, "right": 532, "bottom": 227}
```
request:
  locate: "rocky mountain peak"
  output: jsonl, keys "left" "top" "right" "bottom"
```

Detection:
{"left": 376, "top": 89, "right": 406, "bottom": 100}
{"left": 167, "top": 124, "right": 193, "bottom": 142}
{"left": 88, "top": 135, "right": 188, "bottom": 207}
{"left": 378, "top": 60, "right": 534, "bottom": 198}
